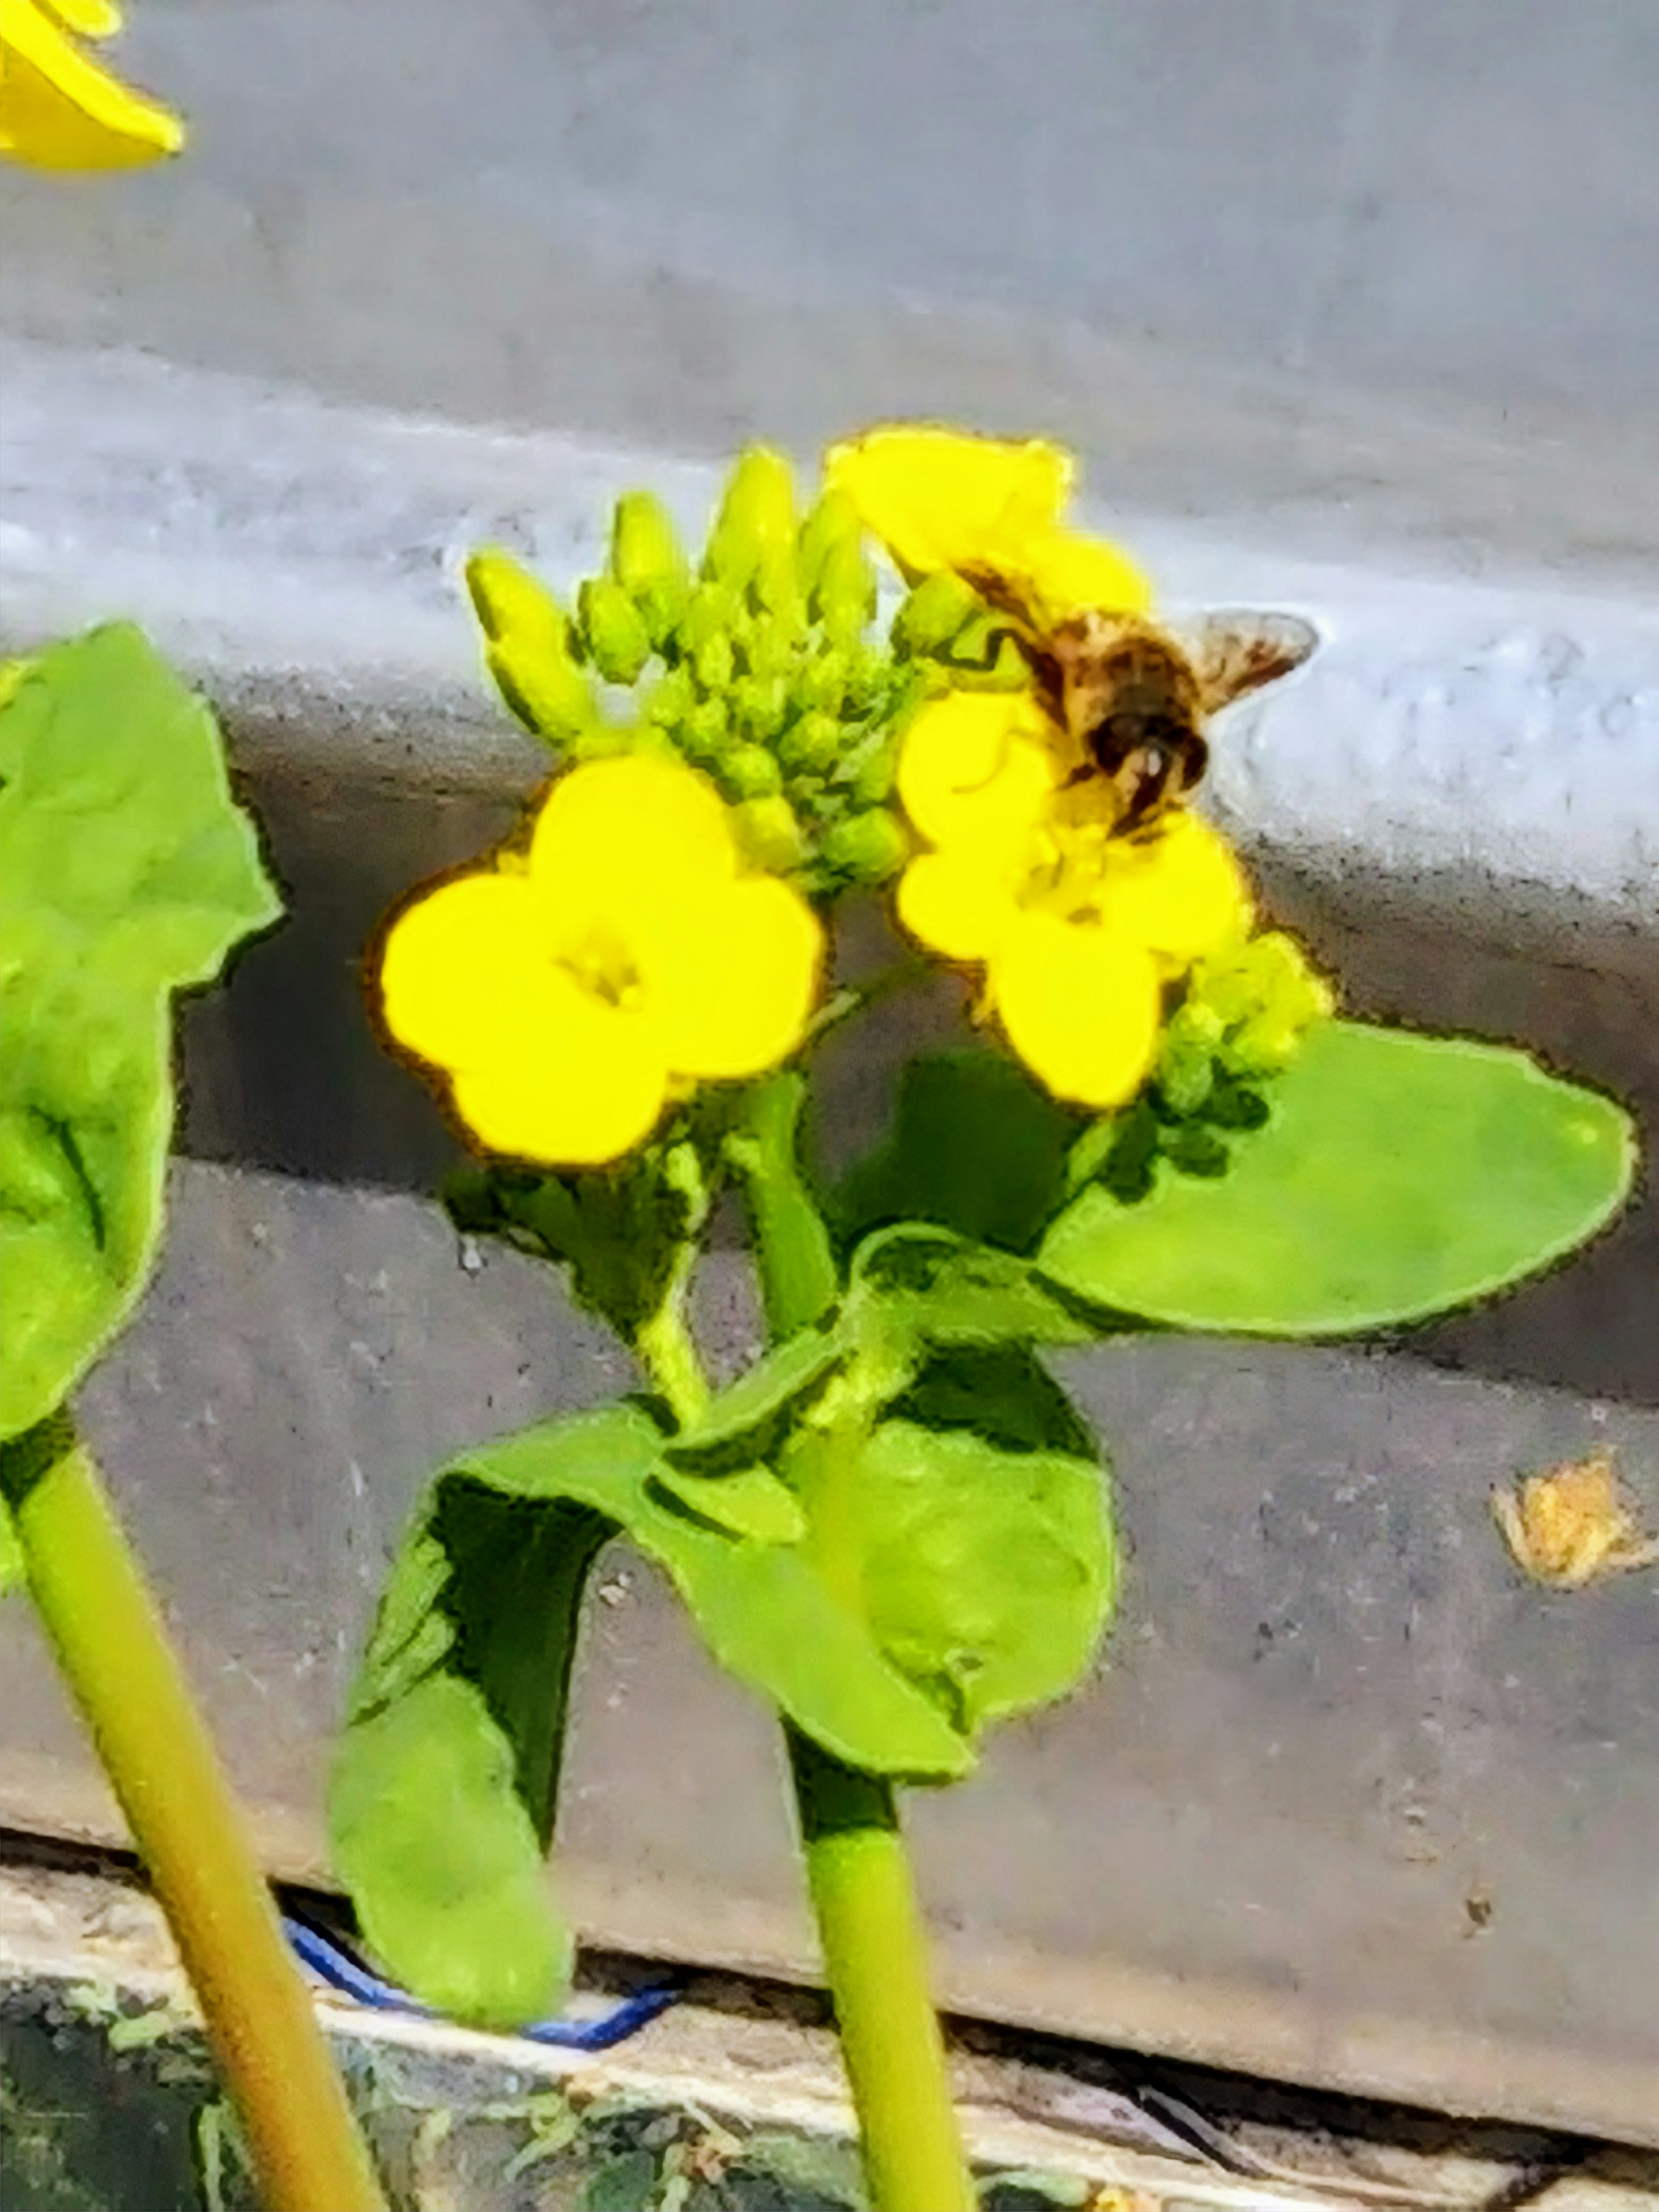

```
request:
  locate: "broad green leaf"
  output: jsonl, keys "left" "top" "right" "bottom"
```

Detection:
{"left": 0, "top": 935, "right": 171, "bottom": 1440}
{"left": 846, "top": 1414, "right": 1114, "bottom": 1738}
{"left": 828, "top": 1050, "right": 1078, "bottom": 1255}
{"left": 664, "top": 1319, "right": 847, "bottom": 1471}
{"left": 0, "top": 629, "right": 279, "bottom": 1439}
{"left": 651, "top": 1462, "right": 808, "bottom": 1545}
{"left": 1039, "top": 1020, "right": 1636, "bottom": 1335}
{"left": 0, "top": 626, "right": 277, "bottom": 995}
{"left": 848, "top": 1223, "right": 1097, "bottom": 1351}
{"left": 334, "top": 1404, "right": 968, "bottom": 2027}
{"left": 331, "top": 1673, "right": 575, "bottom": 2030}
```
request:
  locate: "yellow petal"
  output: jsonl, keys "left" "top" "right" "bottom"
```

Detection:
{"left": 377, "top": 873, "right": 553, "bottom": 1072}
{"left": 1016, "top": 526, "right": 1154, "bottom": 620}
{"left": 896, "top": 690, "right": 1055, "bottom": 855}
{"left": 1094, "top": 812, "right": 1253, "bottom": 969}
{"left": 640, "top": 875, "right": 823, "bottom": 1080}
{"left": 451, "top": 1011, "right": 668, "bottom": 1167}
{"left": 41, "top": 0, "right": 122, "bottom": 35}
{"left": 896, "top": 849, "right": 1020, "bottom": 963}
{"left": 826, "top": 426, "right": 1070, "bottom": 580}
{"left": 991, "top": 911, "right": 1162, "bottom": 1108}
{"left": 0, "top": 0, "right": 182, "bottom": 167}
{"left": 531, "top": 754, "right": 734, "bottom": 903}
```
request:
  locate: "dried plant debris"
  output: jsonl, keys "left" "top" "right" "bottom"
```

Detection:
{"left": 1491, "top": 1448, "right": 1659, "bottom": 1589}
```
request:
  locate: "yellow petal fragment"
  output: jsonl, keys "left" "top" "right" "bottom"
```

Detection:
{"left": 1016, "top": 525, "right": 1154, "bottom": 620}
{"left": 641, "top": 875, "right": 823, "bottom": 1080}
{"left": 826, "top": 425, "right": 1071, "bottom": 580}
{"left": 0, "top": 0, "right": 183, "bottom": 168}
{"left": 1094, "top": 813, "right": 1253, "bottom": 969}
{"left": 378, "top": 873, "right": 552, "bottom": 1073}
{"left": 451, "top": 1010, "right": 668, "bottom": 1167}
{"left": 41, "top": 0, "right": 121, "bottom": 37}
{"left": 531, "top": 753, "right": 734, "bottom": 902}
{"left": 896, "top": 690, "right": 1055, "bottom": 855}
{"left": 991, "top": 911, "right": 1162, "bottom": 1109}
{"left": 896, "top": 849, "right": 1020, "bottom": 963}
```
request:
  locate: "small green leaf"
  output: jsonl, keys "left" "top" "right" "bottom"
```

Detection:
{"left": 1040, "top": 1019, "right": 1637, "bottom": 1335}
{"left": 829, "top": 1051, "right": 1077, "bottom": 1255}
{"left": 849, "top": 1224, "right": 1097, "bottom": 1351}
{"left": 651, "top": 1462, "right": 808, "bottom": 1545}
{"left": 848, "top": 1417, "right": 1114, "bottom": 1738}
{"left": 664, "top": 1320, "right": 847, "bottom": 1471}
{"left": 0, "top": 628, "right": 279, "bottom": 1439}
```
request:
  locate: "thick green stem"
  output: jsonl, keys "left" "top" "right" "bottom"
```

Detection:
{"left": 730, "top": 1079, "right": 973, "bottom": 2209}
{"left": 0, "top": 1415, "right": 386, "bottom": 2212}
{"left": 789, "top": 1733, "right": 975, "bottom": 2212}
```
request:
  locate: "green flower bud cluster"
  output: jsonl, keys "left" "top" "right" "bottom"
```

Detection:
{"left": 1090, "top": 930, "right": 1334, "bottom": 1201}
{"left": 467, "top": 450, "right": 926, "bottom": 895}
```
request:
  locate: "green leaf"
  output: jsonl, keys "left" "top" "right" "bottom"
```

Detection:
{"left": 334, "top": 1403, "right": 969, "bottom": 2026}
{"left": 828, "top": 1051, "right": 1078, "bottom": 1255}
{"left": 1039, "top": 1019, "right": 1637, "bottom": 1335}
{"left": 663, "top": 1319, "right": 847, "bottom": 1471}
{"left": 330, "top": 1673, "right": 576, "bottom": 2031}
{"left": 0, "top": 626, "right": 277, "bottom": 996}
{"left": 845, "top": 1413, "right": 1114, "bottom": 1739}
{"left": 848, "top": 1223, "right": 1097, "bottom": 1351}
{"left": 650, "top": 1461, "right": 808, "bottom": 1545}
{"left": 0, "top": 629, "right": 279, "bottom": 1440}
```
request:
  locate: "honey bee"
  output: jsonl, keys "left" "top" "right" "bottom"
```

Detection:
{"left": 960, "top": 565, "right": 1319, "bottom": 832}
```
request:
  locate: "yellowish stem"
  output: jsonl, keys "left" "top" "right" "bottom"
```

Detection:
{"left": 2, "top": 1416, "right": 386, "bottom": 2212}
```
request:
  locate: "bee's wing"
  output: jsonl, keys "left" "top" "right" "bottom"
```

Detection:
{"left": 1180, "top": 610, "right": 1320, "bottom": 713}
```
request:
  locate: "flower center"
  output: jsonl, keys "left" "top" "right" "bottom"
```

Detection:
{"left": 556, "top": 923, "right": 645, "bottom": 1012}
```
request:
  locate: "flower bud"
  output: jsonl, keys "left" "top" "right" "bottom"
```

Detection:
{"left": 891, "top": 569, "right": 981, "bottom": 658}
{"left": 733, "top": 795, "right": 807, "bottom": 874}
{"left": 822, "top": 808, "right": 909, "bottom": 884}
{"left": 732, "top": 673, "right": 788, "bottom": 744}
{"left": 641, "top": 664, "right": 695, "bottom": 729}
{"left": 1156, "top": 1007, "right": 1218, "bottom": 1116}
{"left": 707, "top": 447, "right": 797, "bottom": 585}
{"left": 681, "top": 696, "right": 729, "bottom": 762}
{"left": 611, "top": 490, "right": 687, "bottom": 597}
{"left": 796, "top": 489, "right": 863, "bottom": 596}
{"left": 578, "top": 575, "right": 653, "bottom": 685}
{"left": 678, "top": 579, "right": 742, "bottom": 659}
{"left": 814, "top": 534, "right": 876, "bottom": 641}
{"left": 791, "top": 646, "right": 849, "bottom": 718}
{"left": 694, "top": 630, "right": 736, "bottom": 696}
{"left": 723, "top": 744, "right": 784, "bottom": 800}
{"left": 847, "top": 735, "right": 898, "bottom": 805}
{"left": 778, "top": 709, "right": 842, "bottom": 774}
{"left": 465, "top": 550, "right": 596, "bottom": 745}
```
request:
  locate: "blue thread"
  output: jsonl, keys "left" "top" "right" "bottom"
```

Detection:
{"left": 283, "top": 1915, "right": 683, "bottom": 2052}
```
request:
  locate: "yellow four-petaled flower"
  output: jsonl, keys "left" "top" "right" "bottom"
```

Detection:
{"left": 378, "top": 755, "right": 823, "bottom": 1167}
{"left": 832, "top": 425, "right": 1252, "bottom": 1109}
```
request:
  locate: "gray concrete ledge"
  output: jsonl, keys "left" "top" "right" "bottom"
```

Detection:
{"left": 3, "top": 339, "right": 1656, "bottom": 928}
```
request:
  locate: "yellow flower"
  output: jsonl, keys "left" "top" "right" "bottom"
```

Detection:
{"left": 0, "top": 0, "right": 182, "bottom": 170}
{"left": 825, "top": 423, "right": 1152, "bottom": 622}
{"left": 893, "top": 691, "right": 1251, "bottom": 1109}
{"left": 378, "top": 756, "right": 823, "bottom": 1166}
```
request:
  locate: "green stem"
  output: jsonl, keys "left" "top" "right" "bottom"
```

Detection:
{"left": 0, "top": 1415, "right": 386, "bottom": 2212}
{"left": 789, "top": 1732, "right": 975, "bottom": 2212}
{"left": 730, "top": 1083, "right": 973, "bottom": 2210}
{"left": 634, "top": 1138, "right": 714, "bottom": 1430}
